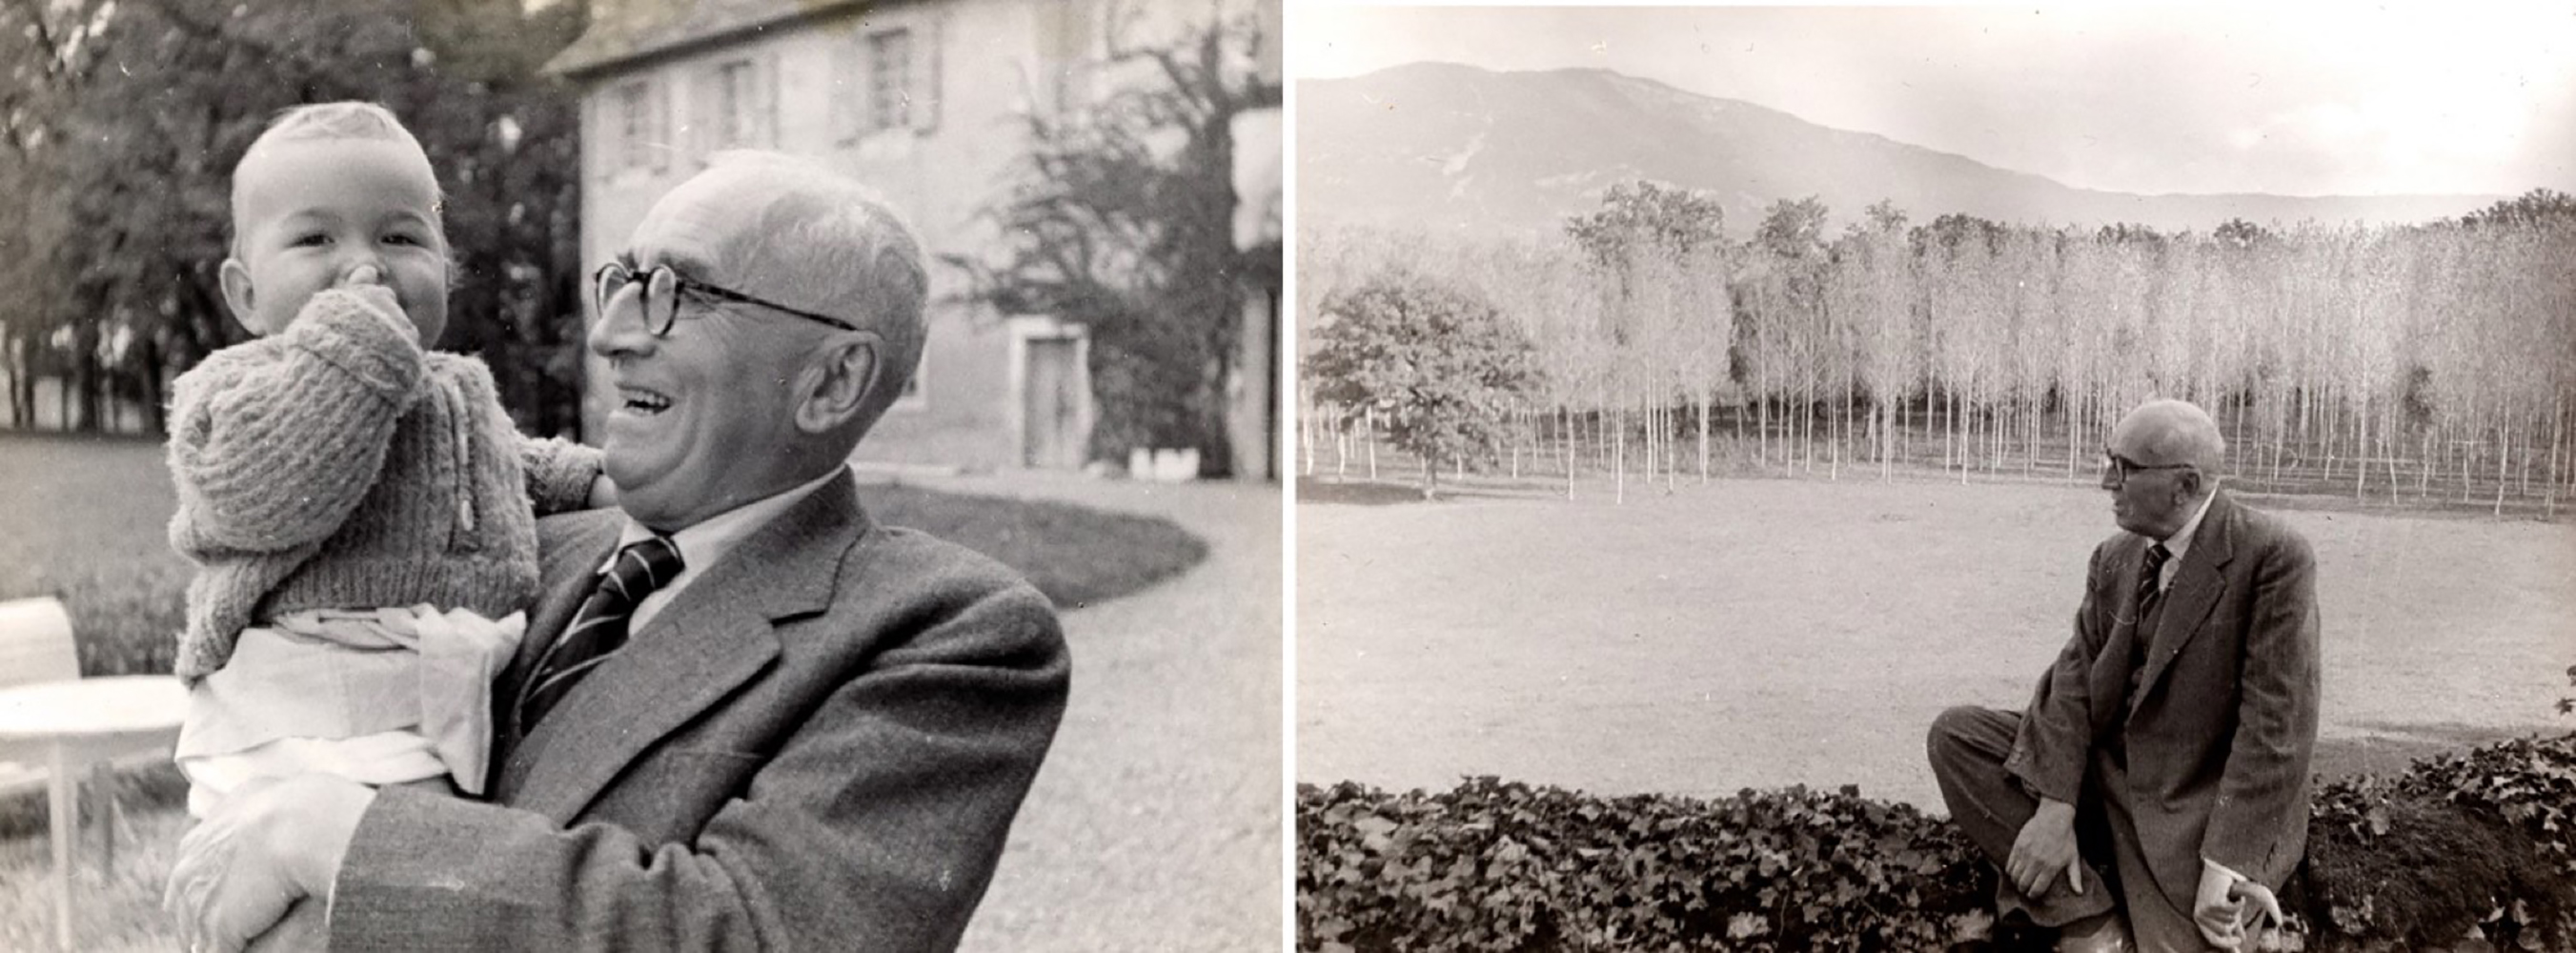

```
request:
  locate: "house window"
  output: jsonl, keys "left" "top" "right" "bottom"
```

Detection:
{"left": 835, "top": 20, "right": 941, "bottom": 141}
{"left": 866, "top": 30, "right": 914, "bottom": 132}
{"left": 614, "top": 80, "right": 653, "bottom": 170}
{"left": 715, "top": 59, "right": 757, "bottom": 148}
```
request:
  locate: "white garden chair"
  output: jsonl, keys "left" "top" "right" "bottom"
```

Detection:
{"left": 0, "top": 596, "right": 188, "bottom": 950}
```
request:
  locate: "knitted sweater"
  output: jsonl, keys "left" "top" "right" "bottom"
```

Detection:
{"left": 167, "top": 288, "right": 600, "bottom": 682}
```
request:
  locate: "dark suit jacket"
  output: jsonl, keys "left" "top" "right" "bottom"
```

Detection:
{"left": 326, "top": 471, "right": 1071, "bottom": 951}
{"left": 2003, "top": 490, "right": 2320, "bottom": 902}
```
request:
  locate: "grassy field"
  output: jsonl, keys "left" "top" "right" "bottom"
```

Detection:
{"left": 1297, "top": 472, "right": 2576, "bottom": 810}
{"left": 0, "top": 432, "right": 1209, "bottom": 949}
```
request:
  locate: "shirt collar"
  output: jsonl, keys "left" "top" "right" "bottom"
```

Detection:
{"left": 611, "top": 464, "right": 848, "bottom": 577}
{"left": 2160, "top": 489, "right": 2218, "bottom": 561}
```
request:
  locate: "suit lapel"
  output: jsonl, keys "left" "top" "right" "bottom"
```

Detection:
{"left": 503, "top": 472, "right": 871, "bottom": 823}
{"left": 2129, "top": 492, "right": 2235, "bottom": 719}
{"left": 492, "top": 513, "right": 622, "bottom": 786}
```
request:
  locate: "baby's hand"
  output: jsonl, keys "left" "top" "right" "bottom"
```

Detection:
{"left": 330, "top": 265, "right": 405, "bottom": 321}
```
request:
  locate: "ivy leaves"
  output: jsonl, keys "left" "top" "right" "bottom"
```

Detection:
{"left": 1299, "top": 732, "right": 2576, "bottom": 952}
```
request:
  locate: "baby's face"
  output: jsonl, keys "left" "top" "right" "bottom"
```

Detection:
{"left": 222, "top": 137, "right": 449, "bottom": 343}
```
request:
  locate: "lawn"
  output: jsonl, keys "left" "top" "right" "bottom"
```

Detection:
{"left": 1297, "top": 472, "right": 2576, "bottom": 809}
{"left": 0, "top": 431, "right": 1208, "bottom": 949}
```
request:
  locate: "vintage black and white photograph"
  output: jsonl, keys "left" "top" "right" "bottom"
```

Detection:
{"left": 0, "top": 0, "right": 1281, "bottom": 949}
{"left": 1293, "top": 4, "right": 2574, "bottom": 951}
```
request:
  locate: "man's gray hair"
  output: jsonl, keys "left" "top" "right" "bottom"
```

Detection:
{"left": 700, "top": 151, "right": 928, "bottom": 429}
{"left": 2122, "top": 398, "right": 2227, "bottom": 476}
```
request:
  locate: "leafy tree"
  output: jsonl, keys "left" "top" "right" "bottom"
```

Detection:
{"left": 3, "top": 0, "right": 590, "bottom": 436}
{"left": 1563, "top": 179, "right": 1726, "bottom": 268}
{"left": 2460, "top": 188, "right": 2576, "bottom": 230}
{"left": 2215, "top": 216, "right": 2274, "bottom": 250}
{"left": 944, "top": 0, "right": 1281, "bottom": 477}
{"left": 1306, "top": 271, "right": 1541, "bottom": 499}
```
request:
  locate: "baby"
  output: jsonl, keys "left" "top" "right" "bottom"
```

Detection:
{"left": 166, "top": 101, "right": 604, "bottom": 827}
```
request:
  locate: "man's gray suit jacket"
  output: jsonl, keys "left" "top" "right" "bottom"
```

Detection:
{"left": 2005, "top": 489, "right": 2321, "bottom": 909}
{"left": 325, "top": 471, "right": 1071, "bottom": 951}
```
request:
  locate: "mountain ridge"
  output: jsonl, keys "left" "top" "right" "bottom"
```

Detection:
{"left": 1297, "top": 62, "right": 2505, "bottom": 238}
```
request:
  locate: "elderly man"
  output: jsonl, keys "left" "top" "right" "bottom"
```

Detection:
{"left": 168, "top": 152, "right": 1071, "bottom": 951}
{"left": 1926, "top": 398, "right": 2319, "bottom": 953}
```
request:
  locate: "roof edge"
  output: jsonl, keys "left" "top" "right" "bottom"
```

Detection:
{"left": 543, "top": 0, "right": 874, "bottom": 82}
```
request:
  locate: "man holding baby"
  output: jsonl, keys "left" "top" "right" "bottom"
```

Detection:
{"left": 165, "top": 126, "right": 1068, "bottom": 951}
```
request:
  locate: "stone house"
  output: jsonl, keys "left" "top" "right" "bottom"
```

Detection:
{"left": 545, "top": 0, "right": 1280, "bottom": 476}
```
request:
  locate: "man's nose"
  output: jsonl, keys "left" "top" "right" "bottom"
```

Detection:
{"left": 2098, "top": 465, "right": 2121, "bottom": 491}
{"left": 589, "top": 287, "right": 656, "bottom": 358}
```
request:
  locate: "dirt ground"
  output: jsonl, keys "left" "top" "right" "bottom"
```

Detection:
{"left": 944, "top": 473, "right": 1283, "bottom": 953}
{"left": 1297, "top": 473, "right": 2575, "bottom": 809}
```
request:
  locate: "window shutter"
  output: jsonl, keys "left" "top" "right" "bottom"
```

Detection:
{"left": 832, "top": 31, "right": 862, "bottom": 143}
{"left": 586, "top": 91, "right": 603, "bottom": 178}
{"left": 915, "top": 15, "right": 943, "bottom": 133}
{"left": 692, "top": 66, "right": 720, "bottom": 157}
{"left": 648, "top": 77, "right": 671, "bottom": 172}
{"left": 759, "top": 53, "right": 779, "bottom": 148}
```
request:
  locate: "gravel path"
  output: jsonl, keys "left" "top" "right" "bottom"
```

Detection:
{"left": 928, "top": 473, "right": 1283, "bottom": 953}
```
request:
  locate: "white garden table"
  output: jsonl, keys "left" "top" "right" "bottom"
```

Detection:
{"left": 0, "top": 675, "right": 187, "bottom": 951}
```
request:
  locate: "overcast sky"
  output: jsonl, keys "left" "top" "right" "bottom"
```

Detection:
{"left": 1291, "top": 3, "right": 2576, "bottom": 198}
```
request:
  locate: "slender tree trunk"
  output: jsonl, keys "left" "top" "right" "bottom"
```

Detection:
{"left": 2546, "top": 395, "right": 2566, "bottom": 519}
{"left": 1757, "top": 375, "right": 1771, "bottom": 470}
{"left": 1615, "top": 403, "right": 1627, "bottom": 504}
{"left": 2495, "top": 423, "right": 2509, "bottom": 517}
{"left": 1366, "top": 409, "right": 1378, "bottom": 480}
{"left": 1335, "top": 414, "right": 1349, "bottom": 476}
{"left": 1562, "top": 403, "right": 1575, "bottom": 500}
{"left": 1942, "top": 387, "right": 1953, "bottom": 471}
{"left": 1884, "top": 395, "right": 1897, "bottom": 482}
{"left": 1696, "top": 389, "right": 1710, "bottom": 484}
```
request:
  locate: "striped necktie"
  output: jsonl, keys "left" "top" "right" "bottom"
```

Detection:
{"left": 517, "top": 535, "right": 684, "bottom": 731}
{"left": 2125, "top": 541, "right": 2173, "bottom": 703}
{"left": 2137, "top": 542, "right": 2170, "bottom": 614}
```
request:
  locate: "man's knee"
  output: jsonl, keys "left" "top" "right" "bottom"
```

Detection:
{"left": 1927, "top": 704, "right": 1990, "bottom": 760}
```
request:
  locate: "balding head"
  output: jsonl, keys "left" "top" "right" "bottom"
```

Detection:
{"left": 633, "top": 151, "right": 929, "bottom": 441}
{"left": 2102, "top": 398, "right": 2222, "bottom": 538}
{"left": 2108, "top": 399, "right": 2225, "bottom": 474}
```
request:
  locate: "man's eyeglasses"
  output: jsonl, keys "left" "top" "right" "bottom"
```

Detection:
{"left": 593, "top": 261, "right": 862, "bottom": 336}
{"left": 2102, "top": 453, "right": 2195, "bottom": 487}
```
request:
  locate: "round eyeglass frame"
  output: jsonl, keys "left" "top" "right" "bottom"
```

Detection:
{"left": 592, "top": 261, "right": 862, "bottom": 336}
{"left": 2101, "top": 452, "right": 2196, "bottom": 488}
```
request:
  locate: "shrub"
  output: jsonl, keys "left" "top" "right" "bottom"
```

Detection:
{"left": 1298, "top": 733, "right": 2576, "bottom": 952}
{"left": 2303, "top": 734, "right": 2576, "bottom": 951}
{"left": 1298, "top": 778, "right": 1990, "bottom": 952}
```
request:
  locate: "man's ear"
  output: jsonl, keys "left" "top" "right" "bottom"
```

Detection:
{"left": 218, "top": 257, "right": 271, "bottom": 335}
{"left": 793, "top": 335, "right": 880, "bottom": 434}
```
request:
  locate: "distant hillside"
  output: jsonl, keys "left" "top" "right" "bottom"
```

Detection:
{"left": 1297, "top": 63, "right": 2504, "bottom": 239}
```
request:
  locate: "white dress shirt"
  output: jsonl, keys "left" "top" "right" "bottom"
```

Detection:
{"left": 2152, "top": 490, "right": 2217, "bottom": 595}
{"left": 607, "top": 465, "right": 848, "bottom": 632}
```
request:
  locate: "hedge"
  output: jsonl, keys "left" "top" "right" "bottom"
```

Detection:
{"left": 1296, "top": 733, "right": 2576, "bottom": 952}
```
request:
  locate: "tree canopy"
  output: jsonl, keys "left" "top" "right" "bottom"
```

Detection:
{"left": 943, "top": 0, "right": 1281, "bottom": 477}
{"left": 0, "top": 0, "right": 589, "bottom": 436}
{"left": 1307, "top": 270, "right": 1541, "bottom": 499}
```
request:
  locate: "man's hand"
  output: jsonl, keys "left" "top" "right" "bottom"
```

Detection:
{"left": 164, "top": 775, "right": 376, "bottom": 953}
{"left": 2192, "top": 863, "right": 2282, "bottom": 950}
{"left": 2005, "top": 798, "right": 2085, "bottom": 899}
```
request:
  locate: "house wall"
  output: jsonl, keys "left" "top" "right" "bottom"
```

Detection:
{"left": 568, "top": 0, "right": 1279, "bottom": 477}
{"left": 574, "top": 0, "right": 1102, "bottom": 471}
